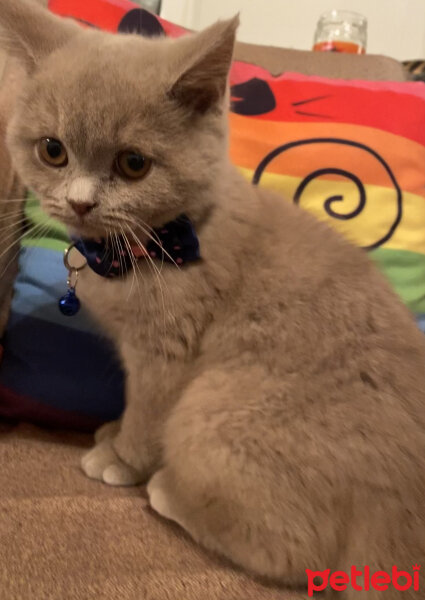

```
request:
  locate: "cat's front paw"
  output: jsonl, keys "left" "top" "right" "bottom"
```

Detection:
{"left": 81, "top": 439, "right": 143, "bottom": 486}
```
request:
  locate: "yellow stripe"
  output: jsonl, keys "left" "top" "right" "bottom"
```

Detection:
{"left": 238, "top": 167, "right": 425, "bottom": 254}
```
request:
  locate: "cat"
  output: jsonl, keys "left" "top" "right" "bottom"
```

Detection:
{"left": 1, "top": 1, "right": 424, "bottom": 597}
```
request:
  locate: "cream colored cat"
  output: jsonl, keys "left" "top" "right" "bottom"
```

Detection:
{"left": 1, "top": 1, "right": 424, "bottom": 597}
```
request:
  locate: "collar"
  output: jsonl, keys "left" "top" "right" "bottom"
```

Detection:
{"left": 73, "top": 214, "right": 200, "bottom": 278}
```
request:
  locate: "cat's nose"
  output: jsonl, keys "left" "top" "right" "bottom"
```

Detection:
{"left": 68, "top": 200, "right": 98, "bottom": 217}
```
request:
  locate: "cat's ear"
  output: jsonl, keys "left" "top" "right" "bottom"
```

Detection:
{"left": 169, "top": 16, "right": 239, "bottom": 114}
{"left": 0, "top": 0, "right": 80, "bottom": 71}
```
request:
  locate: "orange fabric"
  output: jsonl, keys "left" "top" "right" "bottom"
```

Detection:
{"left": 229, "top": 117, "right": 425, "bottom": 198}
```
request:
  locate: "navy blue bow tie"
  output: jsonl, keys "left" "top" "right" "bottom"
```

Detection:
{"left": 73, "top": 214, "right": 200, "bottom": 278}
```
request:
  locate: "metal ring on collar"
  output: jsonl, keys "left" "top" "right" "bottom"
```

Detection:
{"left": 63, "top": 242, "right": 88, "bottom": 272}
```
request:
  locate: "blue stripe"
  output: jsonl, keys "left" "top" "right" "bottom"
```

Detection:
{"left": 416, "top": 314, "right": 425, "bottom": 334}
{"left": 11, "top": 246, "right": 103, "bottom": 334}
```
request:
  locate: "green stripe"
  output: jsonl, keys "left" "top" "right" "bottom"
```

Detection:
{"left": 21, "top": 194, "right": 425, "bottom": 314}
{"left": 21, "top": 237, "right": 69, "bottom": 252}
{"left": 371, "top": 247, "right": 425, "bottom": 313}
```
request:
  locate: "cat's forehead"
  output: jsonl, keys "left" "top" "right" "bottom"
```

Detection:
{"left": 27, "top": 34, "right": 174, "bottom": 150}
{"left": 47, "top": 34, "right": 169, "bottom": 103}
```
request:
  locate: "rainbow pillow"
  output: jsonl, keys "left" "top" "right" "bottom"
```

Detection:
{"left": 229, "top": 68, "right": 425, "bottom": 322}
{"left": 0, "top": 1, "right": 424, "bottom": 431}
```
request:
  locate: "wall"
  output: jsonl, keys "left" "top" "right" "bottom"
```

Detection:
{"left": 161, "top": 0, "right": 425, "bottom": 60}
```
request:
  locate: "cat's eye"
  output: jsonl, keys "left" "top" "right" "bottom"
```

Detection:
{"left": 38, "top": 138, "right": 68, "bottom": 167}
{"left": 115, "top": 151, "right": 152, "bottom": 180}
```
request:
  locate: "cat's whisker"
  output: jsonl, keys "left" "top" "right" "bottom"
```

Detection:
{"left": 0, "top": 197, "right": 27, "bottom": 203}
{"left": 0, "top": 219, "right": 26, "bottom": 230}
{"left": 18, "top": 220, "right": 56, "bottom": 277}
{"left": 0, "top": 215, "right": 28, "bottom": 234}
{"left": 0, "top": 244, "right": 23, "bottom": 279}
{"left": 105, "top": 233, "right": 111, "bottom": 253}
{"left": 117, "top": 214, "right": 179, "bottom": 271}
{"left": 114, "top": 232, "right": 127, "bottom": 283}
{"left": 0, "top": 206, "right": 26, "bottom": 215}
{"left": 111, "top": 232, "right": 134, "bottom": 303}
{"left": 0, "top": 214, "right": 27, "bottom": 226}
{"left": 0, "top": 217, "right": 52, "bottom": 257}
{"left": 118, "top": 225, "right": 138, "bottom": 302}
{"left": 0, "top": 208, "right": 26, "bottom": 216}
{"left": 110, "top": 231, "right": 120, "bottom": 274}
{"left": 125, "top": 224, "right": 174, "bottom": 343}
{"left": 124, "top": 223, "right": 174, "bottom": 304}
{"left": 24, "top": 219, "right": 54, "bottom": 251}
{"left": 123, "top": 233, "right": 148, "bottom": 322}
{"left": 145, "top": 250, "right": 170, "bottom": 345}
{"left": 118, "top": 228, "right": 154, "bottom": 337}
{"left": 101, "top": 230, "right": 111, "bottom": 263}
{"left": 0, "top": 217, "right": 53, "bottom": 277}
{"left": 0, "top": 218, "right": 41, "bottom": 256}
{"left": 137, "top": 218, "right": 180, "bottom": 271}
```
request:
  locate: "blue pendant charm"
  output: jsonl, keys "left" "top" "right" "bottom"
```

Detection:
{"left": 59, "top": 243, "right": 87, "bottom": 317}
{"left": 59, "top": 287, "right": 81, "bottom": 316}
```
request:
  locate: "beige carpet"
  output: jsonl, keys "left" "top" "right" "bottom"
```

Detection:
{"left": 0, "top": 422, "right": 304, "bottom": 600}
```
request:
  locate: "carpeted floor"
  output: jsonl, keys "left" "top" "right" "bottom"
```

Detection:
{"left": 0, "top": 422, "right": 304, "bottom": 600}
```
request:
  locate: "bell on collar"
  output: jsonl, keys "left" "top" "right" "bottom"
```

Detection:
{"left": 59, "top": 287, "right": 81, "bottom": 316}
{"left": 58, "top": 242, "right": 87, "bottom": 317}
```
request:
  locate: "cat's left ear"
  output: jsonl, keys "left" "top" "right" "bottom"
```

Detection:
{"left": 0, "top": 0, "right": 80, "bottom": 72}
{"left": 169, "top": 16, "right": 239, "bottom": 114}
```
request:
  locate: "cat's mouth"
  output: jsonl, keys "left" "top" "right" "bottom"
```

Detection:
{"left": 54, "top": 214, "right": 150, "bottom": 255}
{"left": 45, "top": 198, "right": 187, "bottom": 257}
{"left": 50, "top": 200, "right": 200, "bottom": 268}
{"left": 50, "top": 205, "right": 150, "bottom": 248}
{"left": 68, "top": 221, "right": 150, "bottom": 250}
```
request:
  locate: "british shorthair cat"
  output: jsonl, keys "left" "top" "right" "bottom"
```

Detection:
{"left": 0, "top": 1, "right": 424, "bottom": 597}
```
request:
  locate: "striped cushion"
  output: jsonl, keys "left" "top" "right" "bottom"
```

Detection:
{"left": 229, "top": 67, "right": 425, "bottom": 327}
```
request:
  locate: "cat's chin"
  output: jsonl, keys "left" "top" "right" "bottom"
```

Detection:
{"left": 56, "top": 214, "right": 118, "bottom": 240}
{"left": 67, "top": 224, "right": 149, "bottom": 247}
{"left": 67, "top": 224, "right": 109, "bottom": 240}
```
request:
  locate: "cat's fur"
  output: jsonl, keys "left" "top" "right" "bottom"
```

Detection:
{"left": 1, "top": 1, "right": 424, "bottom": 596}
{"left": 0, "top": 53, "right": 25, "bottom": 334}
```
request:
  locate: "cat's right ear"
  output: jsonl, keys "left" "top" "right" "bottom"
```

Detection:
{"left": 0, "top": 0, "right": 80, "bottom": 72}
{"left": 168, "top": 16, "right": 239, "bottom": 114}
